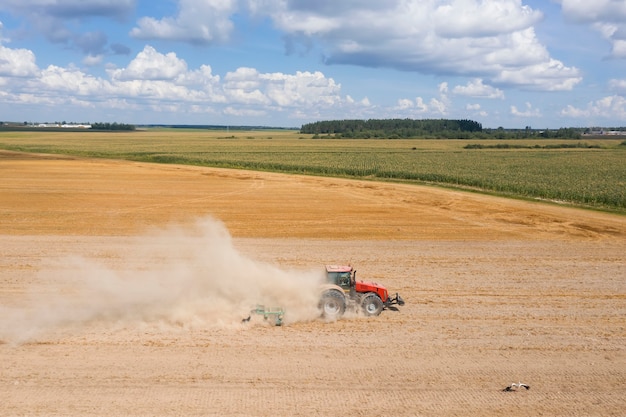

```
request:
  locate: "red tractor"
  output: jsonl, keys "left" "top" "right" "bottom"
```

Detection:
{"left": 319, "top": 265, "right": 404, "bottom": 319}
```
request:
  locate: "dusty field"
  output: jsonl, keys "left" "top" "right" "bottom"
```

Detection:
{"left": 1, "top": 150, "right": 625, "bottom": 416}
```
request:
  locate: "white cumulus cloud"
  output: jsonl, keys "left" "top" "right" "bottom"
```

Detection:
{"left": 109, "top": 46, "right": 188, "bottom": 81}
{"left": 258, "top": 0, "right": 580, "bottom": 91}
{"left": 395, "top": 82, "right": 449, "bottom": 116}
{"left": 3, "top": 1, "right": 584, "bottom": 95}
{"left": 558, "top": 0, "right": 626, "bottom": 23}
{"left": 557, "top": 0, "right": 626, "bottom": 59}
{"left": 453, "top": 79, "right": 505, "bottom": 99}
{"left": 0, "top": 42, "right": 363, "bottom": 122}
{"left": 494, "top": 55, "right": 582, "bottom": 91}
{"left": 130, "top": 0, "right": 237, "bottom": 45}
{"left": 561, "top": 95, "right": 626, "bottom": 119}
{"left": 82, "top": 54, "right": 103, "bottom": 66}
{"left": 261, "top": 70, "right": 342, "bottom": 107}
{"left": 609, "top": 78, "right": 626, "bottom": 92}
{"left": 0, "top": 44, "right": 39, "bottom": 77}
{"left": 466, "top": 103, "right": 488, "bottom": 117}
{"left": 432, "top": 0, "right": 542, "bottom": 38}
{"left": 511, "top": 102, "right": 541, "bottom": 117}
{"left": 37, "top": 64, "right": 109, "bottom": 95}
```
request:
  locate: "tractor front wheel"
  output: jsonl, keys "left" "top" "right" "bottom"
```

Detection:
{"left": 360, "top": 292, "right": 384, "bottom": 316}
{"left": 319, "top": 290, "right": 346, "bottom": 320}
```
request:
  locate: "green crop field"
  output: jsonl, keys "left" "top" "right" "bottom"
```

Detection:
{"left": 1, "top": 129, "right": 625, "bottom": 212}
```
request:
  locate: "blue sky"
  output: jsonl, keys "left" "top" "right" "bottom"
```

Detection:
{"left": 1, "top": 0, "right": 625, "bottom": 128}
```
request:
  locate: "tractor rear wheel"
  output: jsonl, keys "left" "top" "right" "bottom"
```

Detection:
{"left": 360, "top": 292, "right": 384, "bottom": 316}
{"left": 319, "top": 289, "right": 346, "bottom": 320}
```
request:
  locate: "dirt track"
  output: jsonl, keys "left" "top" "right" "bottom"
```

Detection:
{"left": 1, "top": 150, "right": 625, "bottom": 416}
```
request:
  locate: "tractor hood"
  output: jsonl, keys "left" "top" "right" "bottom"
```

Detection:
{"left": 355, "top": 280, "right": 405, "bottom": 308}
{"left": 355, "top": 280, "right": 389, "bottom": 301}
{"left": 355, "top": 280, "right": 386, "bottom": 293}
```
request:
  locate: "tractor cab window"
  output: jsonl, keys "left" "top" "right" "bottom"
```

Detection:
{"left": 326, "top": 271, "right": 352, "bottom": 290}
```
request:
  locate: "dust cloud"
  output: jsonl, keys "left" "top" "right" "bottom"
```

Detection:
{"left": 0, "top": 217, "right": 325, "bottom": 344}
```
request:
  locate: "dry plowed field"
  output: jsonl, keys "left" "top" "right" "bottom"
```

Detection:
{"left": 1, "top": 150, "right": 625, "bottom": 416}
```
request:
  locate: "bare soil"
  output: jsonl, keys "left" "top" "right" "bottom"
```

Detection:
{"left": 1, "top": 150, "right": 625, "bottom": 416}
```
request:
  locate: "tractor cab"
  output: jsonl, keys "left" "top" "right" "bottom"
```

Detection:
{"left": 325, "top": 265, "right": 355, "bottom": 291}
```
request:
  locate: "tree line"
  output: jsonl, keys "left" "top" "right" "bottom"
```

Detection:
{"left": 300, "top": 118, "right": 483, "bottom": 138}
{"left": 90, "top": 122, "right": 136, "bottom": 131}
{"left": 300, "top": 119, "right": 585, "bottom": 139}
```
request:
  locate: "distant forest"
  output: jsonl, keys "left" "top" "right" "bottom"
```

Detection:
{"left": 300, "top": 119, "right": 584, "bottom": 139}
{"left": 91, "top": 122, "right": 136, "bottom": 131}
